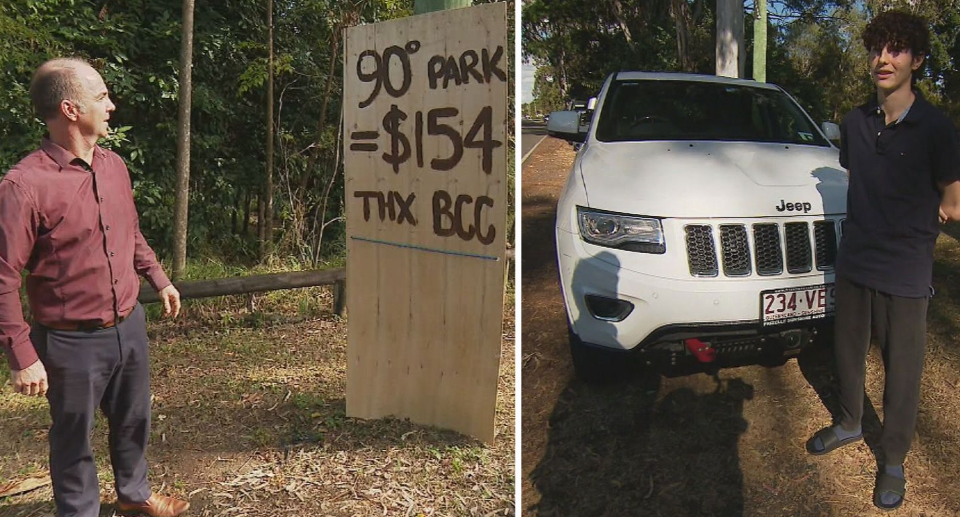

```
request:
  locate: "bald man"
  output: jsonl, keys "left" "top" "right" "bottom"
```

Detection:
{"left": 0, "top": 58, "right": 188, "bottom": 517}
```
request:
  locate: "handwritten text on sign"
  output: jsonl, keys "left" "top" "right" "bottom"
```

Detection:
{"left": 344, "top": 2, "right": 508, "bottom": 445}
{"left": 347, "top": 38, "right": 506, "bottom": 247}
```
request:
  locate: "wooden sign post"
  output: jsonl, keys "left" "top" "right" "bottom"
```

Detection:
{"left": 343, "top": 3, "right": 508, "bottom": 443}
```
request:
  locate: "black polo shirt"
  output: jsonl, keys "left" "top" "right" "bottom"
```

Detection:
{"left": 836, "top": 91, "right": 960, "bottom": 297}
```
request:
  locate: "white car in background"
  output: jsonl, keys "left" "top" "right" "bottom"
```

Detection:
{"left": 548, "top": 72, "right": 848, "bottom": 381}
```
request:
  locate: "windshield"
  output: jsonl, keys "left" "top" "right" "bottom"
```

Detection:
{"left": 595, "top": 80, "right": 829, "bottom": 146}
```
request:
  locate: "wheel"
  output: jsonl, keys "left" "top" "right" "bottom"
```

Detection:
{"left": 568, "top": 326, "right": 630, "bottom": 383}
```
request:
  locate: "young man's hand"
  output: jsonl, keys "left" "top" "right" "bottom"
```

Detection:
{"left": 12, "top": 360, "right": 48, "bottom": 397}
{"left": 940, "top": 207, "right": 948, "bottom": 224}
{"left": 159, "top": 284, "right": 182, "bottom": 318}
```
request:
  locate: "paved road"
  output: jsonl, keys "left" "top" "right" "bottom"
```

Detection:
{"left": 521, "top": 121, "right": 548, "bottom": 159}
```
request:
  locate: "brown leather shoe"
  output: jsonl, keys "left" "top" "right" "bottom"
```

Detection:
{"left": 116, "top": 493, "right": 190, "bottom": 517}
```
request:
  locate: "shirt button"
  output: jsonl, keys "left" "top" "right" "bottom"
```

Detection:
{"left": 105, "top": 225, "right": 111, "bottom": 231}
{"left": 100, "top": 196, "right": 105, "bottom": 202}
{"left": 110, "top": 251, "right": 116, "bottom": 257}
{"left": 113, "top": 279, "right": 119, "bottom": 285}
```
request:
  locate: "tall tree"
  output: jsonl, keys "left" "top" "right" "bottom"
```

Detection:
{"left": 261, "top": 0, "right": 275, "bottom": 259}
{"left": 172, "top": 0, "right": 196, "bottom": 280}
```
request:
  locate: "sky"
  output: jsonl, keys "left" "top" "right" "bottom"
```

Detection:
{"left": 521, "top": 61, "right": 535, "bottom": 104}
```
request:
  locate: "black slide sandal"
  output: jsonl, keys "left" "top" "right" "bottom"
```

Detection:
{"left": 874, "top": 469, "right": 906, "bottom": 511}
{"left": 805, "top": 426, "right": 862, "bottom": 455}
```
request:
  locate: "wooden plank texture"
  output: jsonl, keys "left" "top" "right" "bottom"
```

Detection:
{"left": 343, "top": 3, "right": 507, "bottom": 443}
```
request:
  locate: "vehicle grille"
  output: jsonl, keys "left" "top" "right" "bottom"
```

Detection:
{"left": 784, "top": 222, "right": 812, "bottom": 274}
{"left": 719, "top": 225, "right": 751, "bottom": 276}
{"left": 685, "top": 220, "right": 840, "bottom": 278}
{"left": 813, "top": 221, "right": 838, "bottom": 270}
{"left": 753, "top": 224, "right": 783, "bottom": 276}
{"left": 685, "top": 225, "right": 718, "bottom": 277}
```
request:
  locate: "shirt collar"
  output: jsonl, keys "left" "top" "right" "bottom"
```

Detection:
{"left": 40, "top": 137, "right": 106, "bottom": 170}
{"left": 864, "top": 89, "right": 929, "bottom": 126}
{"left": 900, "top": 91, "right": 929, "bottom": 125}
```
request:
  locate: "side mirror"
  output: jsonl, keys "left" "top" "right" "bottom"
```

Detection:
{"left": 821, "top": 122, "right": 841, "bottom": 142}
{"left": 587, "top": 97, "right": 598, "bottom": 111}
{"left": 547, "top": 110, "right": 587, "bottom": 143}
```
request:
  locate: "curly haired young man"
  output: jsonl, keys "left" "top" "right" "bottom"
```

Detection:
{"left": 804, "top": 10, "right": 960, "bottom": 510}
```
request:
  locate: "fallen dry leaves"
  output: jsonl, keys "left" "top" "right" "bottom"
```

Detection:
{"left": 1, "top": 287, "right": 515, "bottom": 517}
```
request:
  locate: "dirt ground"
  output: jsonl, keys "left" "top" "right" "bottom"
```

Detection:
{"left": 0, "top": 289, "right": 515, "bottom": 517}
{"left": 520, "top": 137, "right": 960, "bottom": 517}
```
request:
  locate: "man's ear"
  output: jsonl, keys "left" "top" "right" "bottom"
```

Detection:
{"left": 59, "top": 99, "right": 80, "bottom": 121}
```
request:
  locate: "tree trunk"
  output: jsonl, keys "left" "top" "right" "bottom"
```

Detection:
{"left": 257, "top": 191, "right": 264, "bottom": 245}
{"left": 231, "top": 188, "right": 240, "bottom": 234}
{"left": 261, "top": 0, "right": 275, "bottom": 258}
{"left": 242, "top": 188, "right": 251, "bottom": 236}
{"left": 300, "top": 7, "right": 361, "bottom": 198}
{"left": 172, "top": 0, "right": 196, "bottom": 280}
{"left": 300, "top": 28, "right": 341, "bottom": 195}
{"left": 312, "top": 107, "right": 345, "bottom": 266}
{"left": 671, "top": 0, "right": 691, "bottom": 72}
{"left": 557, "top": 50, "right": 568, "bottom": 99}
{"left": 609, "top": 0, "right": 636, "bottom": 52}
{"left": 716, "top": 0, "right": 744, "bottom": 78}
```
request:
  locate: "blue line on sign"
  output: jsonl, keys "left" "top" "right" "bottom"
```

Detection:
{"left": 350, "top": 236, "right": 500, "bottom": 261}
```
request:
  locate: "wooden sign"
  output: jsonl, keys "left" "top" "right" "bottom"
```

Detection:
{"left": 343, "top": 3, "right": 508, "bottom": 443}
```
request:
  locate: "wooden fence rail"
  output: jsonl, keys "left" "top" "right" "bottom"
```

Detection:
{"left": 136, "top": 249, "right": 513, "bottom": 316}
{"left": 138, "top": 268, "right": 347, "bottom": 313}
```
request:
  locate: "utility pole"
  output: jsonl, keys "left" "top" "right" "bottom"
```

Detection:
{"left": 753, "top": 0, "right": 767, "bottom": 82}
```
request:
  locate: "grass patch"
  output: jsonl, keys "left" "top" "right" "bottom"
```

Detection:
{"left": 1, "top": 258, "right": 514, "bottom": 516}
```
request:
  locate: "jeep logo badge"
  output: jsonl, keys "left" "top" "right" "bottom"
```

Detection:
{"left": 776, "top": 200, "right": 812, "bottom": 213}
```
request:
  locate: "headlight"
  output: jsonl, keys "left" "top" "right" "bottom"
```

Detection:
{"left": 577, "top": 207, "right": 665, "bottom": 253}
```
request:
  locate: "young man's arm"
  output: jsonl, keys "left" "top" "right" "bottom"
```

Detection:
{"left": 936, "top": 119, "right": 960, "bottom": 221}
{"left": 940, "top": 181, "right": 960, "bottom": 221}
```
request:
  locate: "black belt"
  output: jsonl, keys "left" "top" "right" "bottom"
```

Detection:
{"left": 43, "top": 306, "right": 135, "bottom": 331}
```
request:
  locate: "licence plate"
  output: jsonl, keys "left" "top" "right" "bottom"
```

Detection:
{"left": 761, "top": 283, "right": 836, "bottom": 327}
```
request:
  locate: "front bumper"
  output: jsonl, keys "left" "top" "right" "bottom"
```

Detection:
{"left": 556, "top": 225, "right": 836, "bottom": 352}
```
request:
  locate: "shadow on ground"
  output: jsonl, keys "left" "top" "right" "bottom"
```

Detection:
{"left": 530, "top": 370, "right": 754, "bottom": 516}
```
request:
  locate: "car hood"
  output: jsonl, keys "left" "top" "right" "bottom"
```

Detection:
{"left": 579, "top": 140, "right": 847, "bottom": 218}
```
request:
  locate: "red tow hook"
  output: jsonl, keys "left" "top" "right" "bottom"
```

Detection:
{"left": 685, "top": 338, "right": 717, "bottom": 363}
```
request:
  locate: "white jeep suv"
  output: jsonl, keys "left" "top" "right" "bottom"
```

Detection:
{"left": 548, "top": 72, "right": 848, "bottom": 381}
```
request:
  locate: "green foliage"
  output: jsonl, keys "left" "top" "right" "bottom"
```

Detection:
{"left": 523, "top": 0, "right": 716, "bottom": 102}
{"left": 524, "top": 0, "right": 960, "bottom": 128}
{"left": 531, "top": 66, "right": 565, "bottom": 113}
{"left": 0, "top": 0, "right": 419, "bottom": 267}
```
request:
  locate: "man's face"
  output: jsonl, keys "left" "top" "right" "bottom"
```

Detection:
{"left": 869, "top": 44, "right": 923, "bottom": 92}
{"left": 74, "top": 66, "right": 115, "bottom": 140}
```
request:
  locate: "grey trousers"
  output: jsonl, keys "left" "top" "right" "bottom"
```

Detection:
{"left": 834, "top": 275, "right": 928, "bottom": 465}
{"left": 32, "top": 303, "right": 152, "bottom": 517}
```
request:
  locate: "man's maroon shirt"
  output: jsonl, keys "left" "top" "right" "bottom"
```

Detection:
{"left": 0, "top": 138, "right": 170, "bottom": 370}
